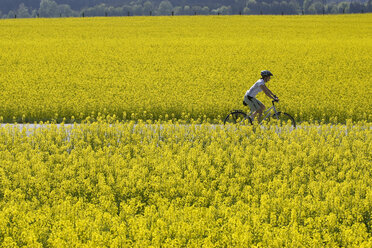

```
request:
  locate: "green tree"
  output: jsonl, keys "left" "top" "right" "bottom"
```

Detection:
{"left": 122, "top": 5, "right": 133, "bottom": 15}
{"left": 261, "top": 2, "right": 271, "bottom": 14}
{"left": 243, "top": 6, "right": 251, "bottom": 14}
{"left": 288, "top": 0, "right": 301, "bottom": 14}
{"left": 303, "top": 0, "right": 312, "bottom": 13}
{"left": 368, "top": 0, "right": 372, "bottom": 12}
{"left": 349, "top": 1, "right": 363, "bottom": 13}
{"left": 7, "top": 10, "right": 16, "bottom": 18}
{"left": 327, "top": 3, "right": 338, "bottom": 14}
{"left": 144, "top": 1, "right": 155, "bottom": 14}
{"left": 158, "top": 0, "right": 173, "bottom": 15}
{"left": 232, "top": 0, "right": 246, "bottom": 13}
{"left": 183, "top": 5, "right": 193, "bottom": 15}
{"left": 308, "top": 1, "right": 323, "bottom": 14}
{"left": 83, "top": 3, "right": 106, "bottom": 16}
{"left": 132, "top": 4, "right": 143, "bottom": 15}
{"left": 173, "top": 6, "right": 183, "bottom": 14}
{"left": 201, "top": 6, "right": 210, "bottom": 14}
{"left": 192, "top": 5, "right": 202, "bottom": 14}
{"left": 211, "top": 5, "right": 232, "bottom": 14}
{"left": 338, "top": 2, "right": 349, "bottom": 13}
{"left": 39, "top": 0, "right": 59, "bottom": 17}
{"left": 58, "top": 4, "right": 76, "bottom": 17}
{"left": 17, "top": 4, "right": 30, "bottom": 18}
{"left": 247, "top": 0, "right": 260, "bottom": 14}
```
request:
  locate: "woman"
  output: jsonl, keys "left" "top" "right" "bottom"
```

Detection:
{"left": 244, "top": 70, "right": 279, "bottom": 123}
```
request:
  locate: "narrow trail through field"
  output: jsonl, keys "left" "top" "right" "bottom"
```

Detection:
{"left": 1, "top": 123, "right": 369, "bottom": 137}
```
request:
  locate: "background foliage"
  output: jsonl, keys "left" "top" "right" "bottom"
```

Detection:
{"left": 1, "top": 0, "right": 372, "bottom": 18}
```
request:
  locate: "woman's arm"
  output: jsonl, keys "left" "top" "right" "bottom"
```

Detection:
{"left": 260, "top": 85, "right": 277, "bottom": 100}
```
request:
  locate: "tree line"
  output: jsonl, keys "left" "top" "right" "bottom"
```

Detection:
{"left": 1, "top": 0, "right": 371, "bottom": 18}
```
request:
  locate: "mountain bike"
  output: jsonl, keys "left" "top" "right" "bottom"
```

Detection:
{"left": 224, "top": 100, "right": 296, "bottom": 127}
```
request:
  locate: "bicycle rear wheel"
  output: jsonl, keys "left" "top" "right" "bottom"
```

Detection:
{"left": 270, "top": 112, "right": 296, "bottom": 127}
{"left": 224, "top": 111, "right": 251, "bottom": 125}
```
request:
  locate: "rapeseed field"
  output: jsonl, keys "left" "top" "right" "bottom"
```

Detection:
{"left": 0, "top": 15, "right": 371, "bottom": 123}
{"left": 0, "top": 121, "right": 371, "bottom": 246}
{"left": 0, "top": 14, "right": 371, "bottom": 247}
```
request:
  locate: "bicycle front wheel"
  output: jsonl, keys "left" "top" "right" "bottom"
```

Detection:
{"left": 224, "top": 111, "right": 251, "bottom": 125}
{"left": 270, "top": 112, "right": 296, "bottom": 128}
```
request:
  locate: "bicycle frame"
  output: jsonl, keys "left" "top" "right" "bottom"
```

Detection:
{"left": 225, "top": 99, "right": 295, "bottom": 127}
{"left": 249, "top": 101, "right": 279, "bottom": 124}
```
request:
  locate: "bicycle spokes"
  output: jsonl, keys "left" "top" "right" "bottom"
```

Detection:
{"left": 224, "top": 111, "right": 248, "bottom": 124}
{"left": 271, "top": 112, "right": 296, "bottom": 127}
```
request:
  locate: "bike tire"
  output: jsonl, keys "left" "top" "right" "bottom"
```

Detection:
{"left": 270, "top": 112, "right": 296, "bottom": 128}
{"left": 224, "top": 110, "right": 251, "bottom": 125}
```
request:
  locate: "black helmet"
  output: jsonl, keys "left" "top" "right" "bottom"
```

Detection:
{"left": 261, "top": 70, "right": 273, "bottom": 77}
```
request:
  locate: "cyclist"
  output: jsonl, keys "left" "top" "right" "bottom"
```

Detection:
{"left": 243, "top": 70, "right": 279, "bottom": 123}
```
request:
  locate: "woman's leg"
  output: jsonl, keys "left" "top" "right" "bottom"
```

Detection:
{"left": 256, "top": 104, "right": 266, "bottom": 122}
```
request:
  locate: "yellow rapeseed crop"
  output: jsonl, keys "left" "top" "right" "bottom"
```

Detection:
{"left": 0, "top": 14, "right": 371, "bottom": 247}
{"left": 0, "top": 121, "right": 371, "bottom": 246}
{"left": 0, "top": 15, "right": 371, "bottom": 123}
